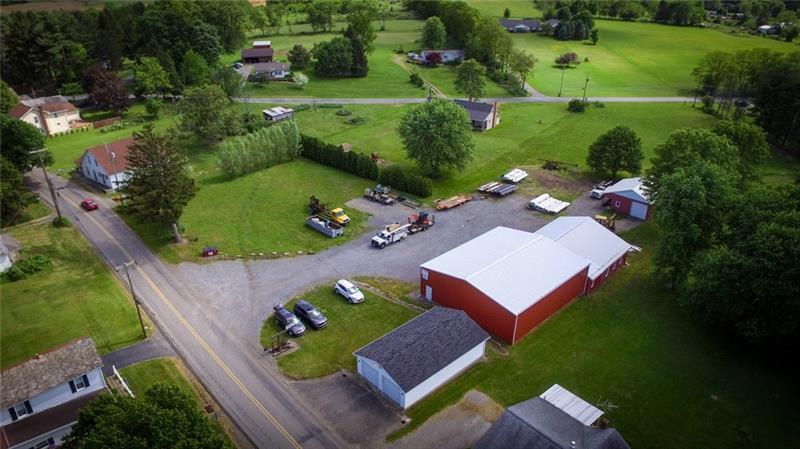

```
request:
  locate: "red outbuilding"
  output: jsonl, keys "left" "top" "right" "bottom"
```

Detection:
{"left": 420, "top": 219, "right": 632, "bottom": 344}
{"left": 603, "top": 177, "right": 652, "bottom": 220}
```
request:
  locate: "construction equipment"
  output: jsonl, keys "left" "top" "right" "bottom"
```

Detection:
{"left": 307, "top": 196, "right": 350, "bottom": 225}
{"left": 478, "top": 181, "right": 517, "bottom": 197}
{"left": 408, "top": 211, "right": 435, "bottom": 234}
{"left": 435, "top": 195, "right": 472, "bottom": 210}
{"left": 364, "top": 185, "right": 395, "bottom": 205}
{"left": 371, "top": 223, "right": 410, "bottom": 248}
{"left": 594, "top": 213, "right": 616, "bottom": 231}
{"left": 307, "top": 215, "right": 344, "bottom": 238}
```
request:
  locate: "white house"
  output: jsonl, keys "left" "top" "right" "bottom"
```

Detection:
{"left": 354, "top": 307, "right": 489, "bottom": 409}
{"left": 8, "top": 95, "right": 87, "bottom": 137}
{"left": 453, "top": 100, "right": 500, "bottom": 131}
{"left": 78, "top": 138, "right": 132, "bottom": 190}
{"left": 0, "top": 337, "right": 107, "bottom": 449}
{"left": 0, "top": 234, "right": 22, "bottom": 274}
{"left": 251, "top": 62, "right": 290, "bottom": 80}
{"left": 500, "top": 19, "right": 542, "bottom": 32}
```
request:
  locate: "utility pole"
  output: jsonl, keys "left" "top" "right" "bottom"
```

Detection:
{"left": 116, "top": 261, "right": 147, "bottom": 339}
{"left": 104, "top": 143, "right": 123, "bottom": 204}
{"left": 558, "top": 68, "right": 566, "bottom": 97}
{"left": 582, "top": 76, "right": 590, "bottom": 103}
{"left": 30, "top": 149, "right": 62, "bottom": 221}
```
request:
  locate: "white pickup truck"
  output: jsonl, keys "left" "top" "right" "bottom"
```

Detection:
{"left": 371, "top": 223, "right": 410, "bottom": 249}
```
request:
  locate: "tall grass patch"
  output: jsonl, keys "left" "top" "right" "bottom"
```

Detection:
{"left": 217, "top": 120, "right": 300, "bottom": 178}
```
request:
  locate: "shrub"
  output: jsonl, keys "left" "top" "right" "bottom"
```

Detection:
{"left": 377, "top": 166, "right": 433, "bottom": 197}
{"left": 216, "top": 120, "right": 300, "bottom": 178}
{"left": 51, "top": 216, "right": 70, "bottom": 228}
{"left": 99, "top": 117, "right": 146, "bottom": 133}
{"left": 336, "top": 109, "right": 352, "bottom": 116}
{"left": 318, "top": 103, "right": 343, "bottom": 109}
{"left": 294, "top": 104, "right": 311, "bottom": 112}
{"left": 701, "top": 95, "right": 715, "bottom": 114}
{"left": 145, "top": 99, "right": 163, "bottom": 118}
{"left": 5, "top": 255, "right": 51, "bottom": 281}
{"left": 346, "top": 115, "right": 366, "bottom": 125}
{"left": 300, "top": 135, "right": 379, "bottom": 180}
{"left": 568, "top": 98, "right": 587, "bottom": 112}
{"left": 409, "top": 72, "right": 424, "bottom": 87}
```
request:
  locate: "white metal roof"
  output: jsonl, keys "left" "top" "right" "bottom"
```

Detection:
{"left": 534, "top": 217, "right": 632, "bottom": 280}
{"left": 540, "top": 384, "right": 603, "bottom": 426}
{"left": 421, "top": 227, "right": 590, "bottom": 315}
{"left": 253, "top": 40, "right": 271, "bottom": 47}
{"left": 262, "top": 107, "right": 294, "bottom": 117}
{"left": 603, "top": 177, "right": 650, "bottom": 204}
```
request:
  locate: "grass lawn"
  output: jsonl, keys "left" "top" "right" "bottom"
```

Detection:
{"left": 295, "top": 102, "right": 718, "bottom": 197}
{"left": 2, "top": 199, "right": 51, "bottom": 227}
{"left": 119, "top": 357, "right": 234, "bottom": 448}
{"left": 410, "top": 63, "right": 513, "bottom": 98}
{"left": 260, "top": 284, "right": 420, "bottom": 379}
{"left": 514, "top": 19, "right": 797, "bottom": 97}
{"left": 0, "top": 222, "right": 145, "bottom": 368}
{"left": 465, "top": 0, "right": 541, "bottom": 18}
{"left": 389, "top": 223, "right": 800, "bottom": 449}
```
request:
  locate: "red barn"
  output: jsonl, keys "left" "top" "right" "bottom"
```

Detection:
{"left": 603, "top": 177, "right": 652, "bottom": 220}
{"left": 420, "top": 220, "right": 632, "bottom": 344}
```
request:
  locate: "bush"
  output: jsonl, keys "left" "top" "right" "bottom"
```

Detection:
{"left": 294, "top": 104, "right": 311, "bottom": 112}
{"left": 336, "top": 109, "right": 352, "bottom": 116}
{"left": 346, "top": 115, "right": 366, "bottom": 125}
{"left": 216, "top": 120, "right": 300, "bottom": 178}
{"left": 300, "top": 134, "right": 379, "bottom": 180}
{"left": 5, "top": 255, "right": 51, "bottom": 281}
{"left": 409, "top": 72, "right": 424, "bottom": 87}
{"left": 145, "top": 99, "right": 163, "bottom": 118}
{"left": 567, "top": 98, "right": 587, "bottom": 112}
{"left": 701, "top": 95, "right": 715, "bottom": 114}
{"left": 318, "top": 103, "right": 343, "bottom": 109}
{"left": 99, "top": 116, "right": 146, "bottom": 133}
{"left": 377, "top": 166, "right": 433, "bottom": 197}
{"left": 51, "top": 216, "right": 70, "bottom": 228}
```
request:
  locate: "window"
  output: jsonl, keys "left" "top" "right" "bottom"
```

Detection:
{"left": 69, "top": 374, "right": 90, "bottom": 393}
{"left": 9, "top": 400, "right": 32, "bottom": 420}
{"left": 421, "top": 269, "right": 429, "bottom": 281}
{"left": 614, "top": 200, "right": 621, "bottom": 208}
{"left": 33, "top": 438, "right": 55, "bottom": 449}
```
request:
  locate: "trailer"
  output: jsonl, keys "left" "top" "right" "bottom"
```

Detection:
{"left": 307, "top": 215, "right": 344, "bottom": 238}
{"left": 478, "top": 181, "right": 518, "bottom": 197}
{"left": 501, "top": 168, "right": 529, "bottom": 183}
{"left": 435, "top": 195, "right": 472, "bottom": 210}
{"left": 364, "top": 185, "right": 396, "bottom": 205}
{"left": 371, "top": 223, "right": 410, "bottom": 248}
{"left": 408, "top": 211, "right": 435, "bottom": 234}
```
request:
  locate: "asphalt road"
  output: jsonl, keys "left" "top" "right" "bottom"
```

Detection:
{"left": 28, "top": 171, "right": 346, "bottom": 449}
{"left": 237, "top": 95, "right": 694, "bottom": 105}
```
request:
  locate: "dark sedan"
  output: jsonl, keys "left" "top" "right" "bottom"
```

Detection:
{"left": 293, "top": 300, "right": 328, "bottom": 329}
{"left": 273, "top": 304, "right": 306, "bottom": 337}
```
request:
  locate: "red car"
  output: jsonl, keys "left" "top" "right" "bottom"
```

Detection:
{"left": 80, "top": 198, "right": 99, "bottom": 211}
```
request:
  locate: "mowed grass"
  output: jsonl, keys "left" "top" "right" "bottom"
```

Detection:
{"left": 389, "top": 223, "right": 800, "bottom": 449}
{"left": 119, "top": 357, "right": 234, "bottom": 448}
{"left": 261, "top": 285, "right": 419, "bottom": 379}
{"left": 465, "top": 0, "right": 541, "bottom": 18}
{"left": 514, "top": 19, "right": 797, "bottom": 97}
{"left": 295, "top": 102, "right": 718, "bottom": 197}
{"left": 0, "top": 222, "right": 144, "bottom": 367}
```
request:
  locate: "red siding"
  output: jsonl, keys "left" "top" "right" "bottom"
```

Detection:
{"left": 513, "top": 265, "right": 590, "bottom": 343}
{"left": 607, "top": 193, "right": 652, "bottom": 220}
{"left": 421, "top": 269, "right": 517, "bottom": 343}
{"left": 585, "top": 253, "right": 627, "bottom": 293}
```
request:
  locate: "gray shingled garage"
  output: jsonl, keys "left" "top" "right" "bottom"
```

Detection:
{"left": 353, "top": 307, "right": 489, "bottom": 409}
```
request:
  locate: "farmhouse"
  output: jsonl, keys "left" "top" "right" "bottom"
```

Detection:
{"left": 77, "top": 137, "right": 132, "bottom": 190}
{"left": 602, "top": 177, "right": 652, "bottom": 220}
{"left": 421, "top": 49, "right": 465, "bottom": 64}
{"left": 0, "top": 234, "right": 22, "bottom": 274}
{"left": 354, "top": 307, "right": 489, "bottom": 409}
{"left": 251, "top": 62, "right": 290, "bottom": 80}
{"left": 500, "top": 18, "right": 542, "bottom": 32}
{"left": 475, "top": 385, "right": 630, "bottom": 449}
{"left": 453, "top": 100, "right": 500, "bottom": 131}
{"left": 263, "top": 107, "right": 294, "bottom": 123}
{"left": 420, "top": 222, "right": 632, "bottom": 344}
{"left": 0, "top": 338, "right": 107, "bottom": 449}
{"left": 8, "top": 95, "right": 87, "bottom": 137}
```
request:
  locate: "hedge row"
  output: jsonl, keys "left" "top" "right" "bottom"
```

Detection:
{"left": 299, "top": 135, "right": 433, "bottom": 197}
{"left": 300, "top": 135, "right": 379, "bottom": 180}
{"left": 217, "top": 120, "right": 300, "bottom": 178}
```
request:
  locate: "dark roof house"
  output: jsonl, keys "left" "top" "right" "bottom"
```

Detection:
{"left": 242, "top": 47, "right": 274, "bottom": 63}
{"left": 354, "top": 307, "right": 489, "bottom": 408}
{"left": 500, "top": 18, "right": 542, "bottom": 31}
{"left": 453, "top": 99, "right": 500, "bottom": 131}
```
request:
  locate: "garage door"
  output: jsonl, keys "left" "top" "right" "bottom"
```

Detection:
{"left": 361, "top": 361, "right": 380, "bottom": 388}
{"left": 630, "top": 201, "right": 648, "bottom": 219}
{"left": 381, "top": 376, "right": 404, "bottom": 407}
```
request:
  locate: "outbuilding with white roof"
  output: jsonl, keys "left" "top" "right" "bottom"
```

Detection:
{"left": 603, "top": 177, "right": 652, "bottom": 220}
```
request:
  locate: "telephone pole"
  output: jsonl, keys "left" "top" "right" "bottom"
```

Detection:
{"left": 104, "top": 143, "right": 124, "bottom": 204}
{"left": 582, "top": 76, "right": 590, "bottom": 103}
{"left": 116, "top": 261, "right": 147, "bottom": 339}
{"left": 558, "top": 68, "right": 566, "bottom": 97}
{"left": 29, "top": 149, "right": 62, "bottom": 221}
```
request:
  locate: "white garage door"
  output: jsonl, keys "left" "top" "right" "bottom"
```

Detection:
{"left": 630, "top": 201, "right": 648, "bottom": 219}
{"left": 361, "top": 361, "right": 380, "bottom": 388}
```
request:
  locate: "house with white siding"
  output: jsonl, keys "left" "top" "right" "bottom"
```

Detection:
{"left": 77, "top": 138, "right": 132, "bottom": 190}
{"left": 0, "top": 337, "right": 106, "bottom": 449}
{"left": 7, "top": 96, "right": 88, "bottom": 137}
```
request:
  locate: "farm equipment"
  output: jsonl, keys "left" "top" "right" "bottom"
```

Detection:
{"left": 594, "top": 213, "right": 616, "bottom": 231}
{"left": 501, "top": 168, "right": 529, "bottom": 183}
{"left": 528, "top": 193, "right": 570, "bottom": 214}
{"left": 435, "top": 195, "right": 472, "bottom": 210}
{"left": 478, "top": 181, "right": 518, "bottom": 197}
{"left": 408, "top": 211, "right": 435, "bottom": 234}
{"left": 541, "top": 159, "right": 578, "bottom": 171}
{"left": 371, "top": 223, "right": 410, "bottom": 248}
{"left": 307, "top": 215, "right": 344, "bottom": 238}
{"left": 364, "top": 185, "right": 396, "bottom": 205}
{"left": 307, "top": 196, "right": 350, "bottom": 225}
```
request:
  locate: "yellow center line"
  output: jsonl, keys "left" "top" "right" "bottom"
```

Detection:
{"left": 65, "top": 196, "right": 303, "bottom": 449}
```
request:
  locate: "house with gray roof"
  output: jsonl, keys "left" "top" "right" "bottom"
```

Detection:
{"left": 475, "top": 387, "right": 630, "bottom": 449}
{"left": 500, "top": 18, "right": 542, "bottom": 32}
{"left": 0, "top": 337, "right": 106, "bottom": 449}
{"left": 354, "top": 307, "right": 489, "bottom": 409}
{"left": 453, "top": 99, "right": 500, "bottom": 131}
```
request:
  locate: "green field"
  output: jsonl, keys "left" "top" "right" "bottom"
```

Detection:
{"left": 465, "top": 0, "right": 541, "bottom": 18}
{"left": 513, "top": 19, "right": 797, "bottom": 97}
{"left": 295, "top": 102, "right": 718, "bottom": 197}
{"left": 119, "top": 357, "right": 234, "bottom": 448}
{"left": 0, "top": 222, "right": 145, "bottom": 367}
{"left": 389, "top": 223, "right": 799, "bottom": 449}
{"left": 261, "top": 285, "right": 420, "bottom": 379}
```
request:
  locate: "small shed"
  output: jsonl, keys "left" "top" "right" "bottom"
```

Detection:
{"left": 354, "top": 307, "right": 489, "bottom": 409}
{"left": 602, "top": 178, "right": 652, "bottom": 220}
{"left": 262, "top": 107, "right": 294, "bottom": 123}
{"left": 241, "top": 47, "right": 274, "bottom": 63}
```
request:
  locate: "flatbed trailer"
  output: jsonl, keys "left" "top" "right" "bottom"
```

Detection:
{"left": 435, "top": 195, "right": 472, "bottom": 210}
{"left": 408, "top": 211, "right": 435, "bottom": 234}
{"left": 307, "top": 215, "right": 344, "bottom": 238}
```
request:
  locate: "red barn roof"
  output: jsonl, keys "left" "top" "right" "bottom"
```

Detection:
{"left": 84, "top": 138, "right": 134, "bottom": 175}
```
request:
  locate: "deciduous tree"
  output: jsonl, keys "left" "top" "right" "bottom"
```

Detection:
{"left": 454, "top": 59, "right": 486, "bottom": 101}
{"left": 84, "top": 67, "right": 129, "bottom": 114}
{"left": 312, "top": 38, "right": 354, "bottom": 77}
{"left": 180, "top": 84, "right": 229, "bottom": 141}
{"left": 288, "top": 44, "right": 311, "bottom": 70}
{"left": 711, "top": 120, "right": 770, "bottom": 182}
{"left": 180, "top": 50, "right": 209, "bottom": 87}
{"left": 0, "top": 157, "right": 35, "bottom": 227}
{"left": 0, "top": 115, "right": 49, "bottom": 172}
{"left": 422, "top": 16, "right": 446, "bottom": 49}
{"left": 210, "top": 64, "right": 243, "bottom": 100}
{"left": 586, "top": 125, "right": 644, "bottom": 177}
{"left": 398, "top": 98, "right": 475, "bottom": 177}
{"left": 509, "top": 48, "right": 536, "bottom": 89}
{"left": 134, "top": 57, "right": 172, "bottom": 96}
{"left": 1, "top": 80, "right": 18, "bottom": 114}
{"left": 293, "top": 72, "right": 309, "bottom": 89}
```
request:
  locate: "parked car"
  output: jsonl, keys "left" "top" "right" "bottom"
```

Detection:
{"left": 233, "top": 62, "right": 244, "bottom": 69}
{"left": 293, "top": 300, "right": 328, "bottom": 329}
{"left": 590, "top": 181, "right": 614, "bottom": 199}
{"left": 335, "top": 279, "right": 364, "bottom": 303}
{"left": 80, "top": 198, "right": 99, "bottom": 211}
{"left": 590, "top": 189, "right": 605, "bottom": 199}
{"left": 273, "top": 304, "right": 306, "bottom": 336}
